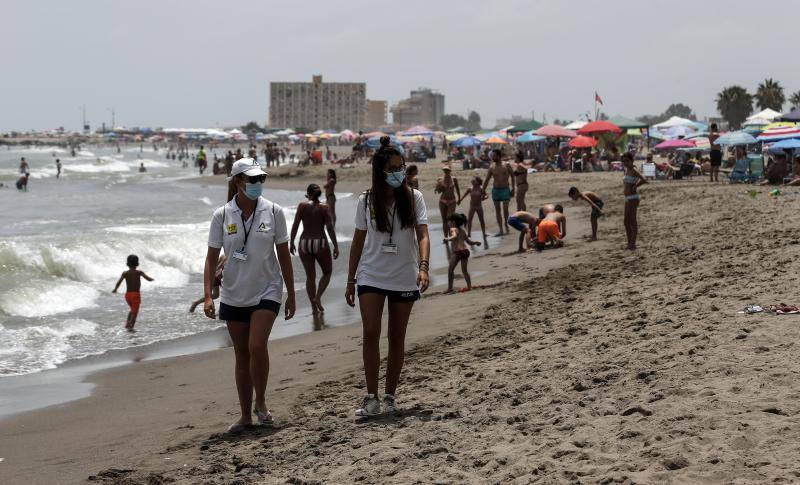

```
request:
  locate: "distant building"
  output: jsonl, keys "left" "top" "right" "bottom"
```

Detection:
{"left": 391, "top": 88, "right": 445, "bottom": 128}
{"left": 269, "top": 75, "right": 366, "bottom": 130}
{"left": 366, "top": 100, "right": 388, "bottom": 129}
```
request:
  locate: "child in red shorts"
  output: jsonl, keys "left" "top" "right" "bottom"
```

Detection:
{"left": 112, "top": 254, "right": 154, "bottom": 331}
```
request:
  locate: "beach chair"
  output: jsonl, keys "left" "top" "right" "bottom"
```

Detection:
{"left": 642, "top": 162, "right": 656, "bottom": 179}
{"left": 747, "top": 155, "right": 764, "bottom": 183}
{"left": 729, "top": 158, "right": 750, "bottom": 183}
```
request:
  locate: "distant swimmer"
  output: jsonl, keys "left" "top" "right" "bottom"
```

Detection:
{"left": 56, "top": 158, "right": 62, "bottom": 179}
{"left": 19, "top": 157, "right": 29, "bottom": 174}
{"left": 568, "top": 187, "right": 604, "bottom": 241}
{"left": 190, "top": 255, "right": 226, "bottom": 313}
{"left": 139, "top": 162, "right": 146, "bottom": 173}
{"left": 112, "top": 254, "right": 154, "bottom": 331}
{"left": 15, "top": 173, "right": 29, "bottom": 191}
{"left": 482, "top": 149, "right": 514, "bottom": 236}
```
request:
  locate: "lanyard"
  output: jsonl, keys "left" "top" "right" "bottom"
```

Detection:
{"left": 240, "top": 211, "right": 256, "bottom": 251}
{"left": 387, "top": 205, "right": 397, "bottom": 244}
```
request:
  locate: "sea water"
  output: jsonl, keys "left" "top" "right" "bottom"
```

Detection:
{"left": 0, "top": 144, "right": 364, "bottom": 377}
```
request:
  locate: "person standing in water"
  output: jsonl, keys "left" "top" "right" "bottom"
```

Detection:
{"left": 56, "top": 158, "right": 62, "bottom": 179}
{"left": 458, "top": 175, "right": 489, "bottom": 247}
{"left": 435, "top": 165, "right": 460, "bottom": 237}
{"left": 19, "top": 157, "right": 29, "bottom": 174}
{"left": 112, "top": 254, "right": 154, "bottom": 331}
{"left": 324, "top": 169, "right": 337, "bottom": 227}
{"left": 482, "top": 150, "right": 514, "bottom": 235}
{"left": 346, "top": 137, "right": 430, "bottom": 417}
{"left": 290, "top": 183, "right": 339, "bottom": 314}
{"left": 443, "top": 213, "right": 481, "bottom": 292}
{"left": 512, "top": 152, "right": 528, "bottom": 212}
{"left": 622, "top": 152, "right": 647, "bottom": 250}
{"left": 203, "top": 158, "right": 296, "bottom": 432}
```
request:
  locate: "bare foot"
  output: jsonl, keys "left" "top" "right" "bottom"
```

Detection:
{"left": 315, "top": 299, "right": 325, "bottom": 313}
{"left": 588, "top": 236, "right": 597, "bottom": 242}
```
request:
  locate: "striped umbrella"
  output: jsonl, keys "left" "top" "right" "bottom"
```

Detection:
{"left": 757, "top": 124, "right": 800, "bottom": 142}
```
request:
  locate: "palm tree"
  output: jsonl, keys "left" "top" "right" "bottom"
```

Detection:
{"left": 789, "top": 90, "right": 800, "bottom": 109}
{"left": 716, "top": 86, "right": 753, "bottom": 129}
{"left": 755, "top": 78, "right": 785, "bottom": 111}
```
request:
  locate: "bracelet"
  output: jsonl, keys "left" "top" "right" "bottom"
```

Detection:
{"left": 347, "top": 278, "right": 357, "bottom": 285}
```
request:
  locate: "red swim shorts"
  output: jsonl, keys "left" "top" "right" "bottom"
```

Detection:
{"left": 125, "top": 291, "right": 141, "bottom": 313}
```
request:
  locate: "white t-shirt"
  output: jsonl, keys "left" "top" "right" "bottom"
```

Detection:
{"left": 208, "top": 196, "right": 289, "bottom": 307}
{"left": 354, "top": 189, "right": 428, "bottom": 291}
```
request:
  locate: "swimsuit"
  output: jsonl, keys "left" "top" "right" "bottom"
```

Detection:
{"left": 623, "top": 175, "right": 640, "bottom": 201}
{"left": 125, "top": 291, "right": 141, "bottom": 313}
{"left": 591, "top": 199, "right": 604, "bottom": 219}
{"left": 507, "top": 216, "right": 527, "bottom": 232}
{"left": 492, "top": 186, "right": 512, "bottom": 202}
{"left": 537, "top": 219, "right": 561, "bottom": 244}
{"left": 298, "top": 238, "right": 328, "bottom": 256}
{"left": 454, "top": 249, "right": 470, "bottom": 261}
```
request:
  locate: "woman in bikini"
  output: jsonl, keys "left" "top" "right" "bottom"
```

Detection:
{"left": 290, "top": 184, "right": 339, "bottom": 313}
{"left": 324, "top": 169, "right": 337, "bottom": 227}
{"left": 458, "top": 175, "right": 489, "bottom": 247}
{"left": 621, "top": 152, "right": 647, "bottom": 250}
{"left": 513, "top": 151, "right": 528, "bottom": 212}
{"left": 435, "top": 165, "right": 460, "bottom": 237}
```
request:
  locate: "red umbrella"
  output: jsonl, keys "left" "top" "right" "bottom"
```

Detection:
{"left": 577, "top": 120, "right": 622, "bottom": 136}
{"left": 654, "top": 139, "right": 694, "bottom": 150}
{"left": 534, "top": 124, "right": 577, "bottom": 138}
{"left": 569, "top": 135, "right": 597, "bottom": 148}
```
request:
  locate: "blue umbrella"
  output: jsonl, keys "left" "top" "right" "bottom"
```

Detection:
{"left": 452, "top": 136, "right": 482, "bottom": 148}
{"left": 769, "top": 138, "right": 800, "bottom": 151}
{"left": 714, "top": 131, "right": 757, "bottom": 146}
{"left": 516, "top": 131, "right": 546, "bottom": 143}
{"left": 365, "top": 136, "right": 405, "bottom": 154}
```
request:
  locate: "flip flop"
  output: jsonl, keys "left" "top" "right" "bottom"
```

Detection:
{"left": 226, "top": 421, "right": 251, "bottom": 434}
{"left": 254, "top": 409, "right": 274, "bottom": 426}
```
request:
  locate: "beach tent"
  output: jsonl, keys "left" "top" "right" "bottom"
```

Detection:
{"left": 534, "top": 124, "right": 577, "bottom": 138}
{"left": 507, "top": 119, "right": 544, "bottom": 133}
{"left": 664, "top": 125, "right": 696, "bottom": 138}
{"left": 746, "top": 108, "right": 782, "bottom": 124}
{"left": 563, "top": 120, "right": 588, "bottom": 130}
{"left": 653, "top": 116, "right": 698, "bottom": 130}
{"left": 743, "top": 118, "right": 772, "bottom": 127}
{"left": 779, "top": 107, "right": 800, "bottom": 122}
{"left": 609, "top": 116, "right": 648, "bottom": 130}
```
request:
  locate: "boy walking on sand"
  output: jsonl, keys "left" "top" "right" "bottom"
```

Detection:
{"left": 568, "top": 187, "right": 604, "bottom": 241}
{"left": 112, "top": 254, "right": 154, "bottom": 331}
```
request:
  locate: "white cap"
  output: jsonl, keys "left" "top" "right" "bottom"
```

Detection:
{"left": 227, "top": 158, "right": 267, "bottom": 181}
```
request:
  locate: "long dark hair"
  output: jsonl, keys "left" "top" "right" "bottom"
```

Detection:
{"left": 370, "top": 136, "right": 415, "bottom": 232}
{"left": 227, "top": 175, "right": 240, "bottom": 202}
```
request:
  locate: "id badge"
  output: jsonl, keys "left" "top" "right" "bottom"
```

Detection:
{"left": 232, "top": 249, "right": 248, "bottom": 262}
{"left": 380, "top": 242, "right": 398, "bottom": 254}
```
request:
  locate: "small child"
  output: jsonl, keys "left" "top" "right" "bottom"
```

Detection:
{"left": 568, "top": 187, "right": 604, "bottom": 241}
{"left": 112, "top": 254, "right": 154, "bottom": 331}
{"left": 443, "top": 213, "right": 481, "bottom": 292}
{"left": 458, "top": 175, "right": 489, "bottom": 248}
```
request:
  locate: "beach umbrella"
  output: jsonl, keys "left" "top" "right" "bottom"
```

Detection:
{"left": 757, "top": 124, "right": 800, "bottom": 142}
{"left": 715, "top": 131, "right": 757, "bottom": 146}
{"left": 569, "top": 135, "right": 598, "bottom": 148}
{"left": 516, "top": 131, "right": 546, "bottom": 143}
{"left": 663, "top": 125, "right": 695, "bottom": 138}
{"left": 485, "top": 136, "right": 508, "bottom": 145}
{"left": 760, "top": 122, "right": 797, "bottom": 131}
{"left": 779, "top": 107, "right": 800, "bottom": 122}
{"left": 534, "top": 124, "right": 577, "bottom": 138}
{"left": 647, "top": 131, "right": 667, "bottom": 141}
{"left": 769, "top": 138, "right": 800, "bottom": 150}
{"left": 652, "top": 116, "right": 699, "bottom": 130}
{"left": 563, "top": 120, "right": 588, "bottom": 130}
{"left": 364, "top": 131, "right": 387, "bottom": 138}
{"left": 399, "top": 125, "right": 434, "bottom": 137}
{"left": 686, "top": 137, "right": 710, "bottom": 150}
{"left": 655, "top": 139, "right": 695, "bottom": 150}
{"left": 452, "top": 136, "right": 482, "bottom": 148}
{"left": 577, "top": 120, "right": 622, "bottom": 136}
{"left": 445, "top": 133, "right": 466, "bottom": 142}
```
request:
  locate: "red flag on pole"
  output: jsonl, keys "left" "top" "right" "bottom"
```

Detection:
{"left": 595, "top": 92, "right": 603, "bottom": 105}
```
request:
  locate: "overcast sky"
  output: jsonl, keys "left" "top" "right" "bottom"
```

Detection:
{"left": 1, "top": 0, "right": 797, "bottom": 132}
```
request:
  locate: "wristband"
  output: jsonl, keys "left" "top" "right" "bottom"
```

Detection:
{"left": 347, "top": 278, "right": 357, "bottom": 285}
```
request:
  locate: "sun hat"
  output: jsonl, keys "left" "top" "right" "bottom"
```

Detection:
{"left": 227, "top": 158, "right": 267, "bottom": 181}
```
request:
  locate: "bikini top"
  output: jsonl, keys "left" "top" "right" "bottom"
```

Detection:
{"left": 514, "top": 167, "right": 527, "bottom": 176}
{"left": 623, "top": 175, "right": 638, "bottom": 184}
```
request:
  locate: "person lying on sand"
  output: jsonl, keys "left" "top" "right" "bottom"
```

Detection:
{"left": 507, "top": 211, "right": 540, "bottom": 252}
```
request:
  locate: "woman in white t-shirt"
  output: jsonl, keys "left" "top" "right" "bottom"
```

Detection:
{"left": 203, "top": 158, "right": 296, "bottom": 432}
{"left": 345, "top": 137, "right": 431, "bottom": 417}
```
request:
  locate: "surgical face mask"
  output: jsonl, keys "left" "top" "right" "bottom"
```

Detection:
{"left": 244, "top": 182, "right": 263, "bottom": 200}
{"left": 385, "top": 170, "right": 406, "bottom": 188}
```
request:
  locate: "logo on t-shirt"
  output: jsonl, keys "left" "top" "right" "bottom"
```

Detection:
{"left": 227, "top": 223, "right": 238, "bottom": 235}
{"left": 256, "top": 222, "right": 269, "bottom": 232}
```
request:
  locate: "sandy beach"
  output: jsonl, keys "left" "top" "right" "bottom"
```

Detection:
{"left": 4, "top": 161, "right": 800, "bottom": 484}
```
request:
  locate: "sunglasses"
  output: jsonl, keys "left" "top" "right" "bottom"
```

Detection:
{"left": 245, "top": 174, "right": 267, "bottom": 184}
{"left": 384, "top": 163, "right": 406, "bottom": 173}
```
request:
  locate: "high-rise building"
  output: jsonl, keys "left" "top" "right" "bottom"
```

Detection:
{"left": 391, "top": 88, "right": 445, "bottom": 128}
{"left": 365, "top": 100, "right": 388, "bottom": 129}
{"left": 269, "top": 75, "right": 366, "bottom": 130}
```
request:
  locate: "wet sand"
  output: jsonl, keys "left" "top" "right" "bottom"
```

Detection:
{"left": 5, "top": 163, "right": 800, "bottom": 484}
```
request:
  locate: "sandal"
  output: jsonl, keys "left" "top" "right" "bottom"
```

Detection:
{"left": 254, "top": 409, "right": 274, "bottom": 426}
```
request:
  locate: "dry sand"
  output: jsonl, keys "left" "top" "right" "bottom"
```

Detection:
{"left": 3, "top": 160, "right": 800, "bottom": 484}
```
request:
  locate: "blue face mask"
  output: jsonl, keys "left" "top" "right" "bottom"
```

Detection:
{"left": 244, "top": 182, "right": 263, "bottom": 200}
{"left": 385, "top": 171, "right": 405, "bottom": 188}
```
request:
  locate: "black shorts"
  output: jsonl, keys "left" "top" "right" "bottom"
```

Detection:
{"left": 357, "top": 285, "right": 420, "bottom": 303}
{"left": 219, "top": 299, "right": 281, "bottom": 322}
{"left": 710, "top": 150, "right": 722, "bottom": 166}
{"left": 591, "top": 199, "right": 604, "bottom": 219}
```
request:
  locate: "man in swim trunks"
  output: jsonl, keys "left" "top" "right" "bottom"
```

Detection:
{"left": 507, "top": 211, "right": 540, "bottom": 252}
{"left": 481, "top": 150, "right": 514, "bottom": 235}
